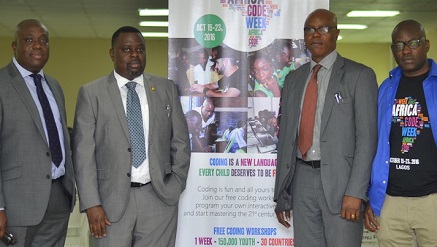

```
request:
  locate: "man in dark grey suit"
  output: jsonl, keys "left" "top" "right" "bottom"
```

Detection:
{"left": 273, "top": 9, "right": 378, "bottom": 247}
{"left": 0, "top": 19, "right": 76, "bottom": 246}
{"left": 73, "top": 26, "right": 190, "bottom": 247}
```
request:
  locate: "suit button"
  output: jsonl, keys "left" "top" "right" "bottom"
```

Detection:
{"left": 128, "top": 148, "right": 131, "bottom": 152}
{"left": 46, "top": 152, "right": 50, "bottom": 157}
{"left": 46, "top": 174, "right": 51, "bottom": 179}
{"left": 127, "top": 173, "right": 131, "bottom": 177}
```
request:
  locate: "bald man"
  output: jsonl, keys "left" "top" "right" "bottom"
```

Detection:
{"left": 0, "top": 19, "right": 75, "bottom": 246}
{"left": 274, "top": 9, "right": 377, "bottom": 247}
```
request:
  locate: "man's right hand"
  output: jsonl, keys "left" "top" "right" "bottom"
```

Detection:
{"left": 0, "top": 211, "right": 7, "bottom": 238}
{"left": 86, "top": 205, "right": 111, "bottom": 238}
{"left": 274, "top": 209, "right": 291, "bottom": 228}
{"left": 364, "top": 202, "right": 379, "bottom": 232}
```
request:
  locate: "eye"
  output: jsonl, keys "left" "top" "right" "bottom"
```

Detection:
{"left": 137, "top": 47, "right": 145, "bottom": 52}
{"left": 261, "top": 66, "right": 270, "bottom": 72}
{"left": 303, "top": 27, "right": 315, "bottom": 34}
{"left": 409, "top": 40, "right": 419, "bottom": 47}
{"left": 122, "top": 48, "right": 131, "bottom": 53}
{"left": 394, "top": 43, "right": 404, "bottom": 50}
{"left": 24, "top": 37, "right": 33, "bottom": 43}
{"left": 39, "top": 38, "right": 49, "bottom": 45}
{"left": 319, "top": 26, "right": 330, "bottom": 34}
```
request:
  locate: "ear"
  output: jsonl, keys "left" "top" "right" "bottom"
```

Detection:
{"left": 425, "top": 40, "right": 430, "bottom": 52}
{"left": 11, "top": 41, "right": 17, "bottom": 55}
{"left": 109, "top": 48, "right": 115, "bottom": 61}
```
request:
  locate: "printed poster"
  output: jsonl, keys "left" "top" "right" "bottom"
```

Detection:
{"left": 168, "top": 1, "right": 338, "bottom": 246}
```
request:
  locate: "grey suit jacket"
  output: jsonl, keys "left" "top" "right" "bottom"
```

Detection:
{"left": 0, "top": 61, "right": 76, "bottom": 226}
{"left": 73, "top": 72, "right": 190, "bottom": 222}
{"left": 274, "top": 54, "right": 378, "bottom": 214}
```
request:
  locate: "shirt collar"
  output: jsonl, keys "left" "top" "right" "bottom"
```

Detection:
{"left": 113, "top": 70, "right": 144, "bottom": 89}
{"left": 12, "top": 57, "right": 45, "bottom": 78}
{"left": 310, "top": 50, "right": 337, "bottom": 71}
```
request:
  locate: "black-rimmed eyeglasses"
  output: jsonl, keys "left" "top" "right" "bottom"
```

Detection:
{"left": 391, "top": 37, "right": 425, "bottom": 52}
{"left": 303, "top": 26, "right": 337, "bottom": 35}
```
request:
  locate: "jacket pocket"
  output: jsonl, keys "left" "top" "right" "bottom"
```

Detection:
{"left": 1, "top": 166, "right": 21, "bottom": 181}
{"left": 164, "top": 163, "right": 172, "bottom": 175}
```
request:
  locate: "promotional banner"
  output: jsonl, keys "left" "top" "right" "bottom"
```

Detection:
{"left": 166, "top": 1, "right": 381, "bottom": 246}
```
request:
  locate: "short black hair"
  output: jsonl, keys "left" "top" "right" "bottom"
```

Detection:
{"left": 185, "top": 110, "right": 202, "bottom": 124}
{"left": 111, "top": 26, "right": 143, "bottom": 48}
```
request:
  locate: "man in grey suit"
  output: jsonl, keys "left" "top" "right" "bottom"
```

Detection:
{"left": 273, "top": 9, "right": 378, "bottom": 247}
{"left": 73, "top": 26, "right": 190, "bottom": 247}
{"left": 0, "top": 19, "right": 76, "bottom": 246}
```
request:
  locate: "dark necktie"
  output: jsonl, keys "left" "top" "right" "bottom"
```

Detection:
{"left": 298, "top": 64, "right": 322, "bottom": 159}
{"left": 126, "top": 81, "right": 147, "bottom": 168}
{"left": 31, "top": 74, "right": 62, "bottom": 167}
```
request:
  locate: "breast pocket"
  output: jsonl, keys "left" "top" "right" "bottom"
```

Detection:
{"left": 333, "top": 92, "right": 353, "bottom": 115}
{"left": 154, "top": 106, "right": 172, "bottom": 139}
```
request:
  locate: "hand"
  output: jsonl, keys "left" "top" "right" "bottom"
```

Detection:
{"left": 0, "top": 211, "right": 7, "bottom": 238}
{"left": 189, "top": 84, "right": 204, "bottom": 93}
{"left": 274, "top": 209, "right": 291, "bottom": 228}
{"left": 341, "top": 195, "right": 362, "bottom": 221}
{"left": 202, "top": 146, "right": 213, "bottom": 152}
{"left": 364, "top": 202, "right": 379, "bottom": 232}
{"left": 264, "top": 77, "right": 281, "bottom": 97}
{"left": 86, "top": 205, "right": 111, "bottom": 238}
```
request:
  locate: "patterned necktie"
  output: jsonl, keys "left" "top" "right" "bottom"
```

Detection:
{"left": 31, "top": 74, "right": 62, "bottom": 167}
{"left": 126, "top": 81, "right": 146, "bottom": 168}
{"left": 298, "top": 64, "right": 322, "bottom": 159}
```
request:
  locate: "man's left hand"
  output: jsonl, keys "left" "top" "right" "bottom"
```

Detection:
{"left": 341, "top": 195, "right": 362, "bottom": 221}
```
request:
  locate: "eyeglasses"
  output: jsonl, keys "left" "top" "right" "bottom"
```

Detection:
{"left": 304, "top": 26, "right": 337, "bottom": 35}
{"left": 391, "top": 37, "right": 425, "bottom": 52}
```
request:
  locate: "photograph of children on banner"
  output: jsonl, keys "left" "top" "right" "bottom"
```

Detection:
{"left": 168, "top": 38, "right": 249, "bottom": 97}
{"left": 247, "top": 97, "right": 280, "bottom": 153}
{"left": 248, "top": 39, "right": 310, "bottom": 97}
{"left": 181, "top": 96, "right": 248, "bottom": 153}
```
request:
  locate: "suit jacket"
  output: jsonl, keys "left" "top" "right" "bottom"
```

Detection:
{"left": 73, "top": 72, "right": 190, "bottom": 222}
{"left": 274, "top": 54, "right": 378, "bottom": 214}
{"left": 0, "top": 61, "right": 76, "bottom": 226}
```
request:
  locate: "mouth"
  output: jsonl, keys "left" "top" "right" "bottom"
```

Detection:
{"left": 30, "top": 52, "right": 44, "bottom": 60}
{"left": 128, "top": 60, "right": 142, "bottom": 70}
{"left": 310, "top": 40, "right": 323, "bottom": 46}
{"left": 401, "top": 57, "right": 415, "bottom": 63}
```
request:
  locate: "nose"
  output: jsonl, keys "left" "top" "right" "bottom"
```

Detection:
{"left": 130, "top": 51, "right": 139, "bottom": 57}
{"left": 401, "top": 44, "right": 413, "bottom": 54}
{"left": 32, "top": 41, "right": 42, "bottom": 49}
{"left": 312, "top": 30, "right": 322, "bottom": 37}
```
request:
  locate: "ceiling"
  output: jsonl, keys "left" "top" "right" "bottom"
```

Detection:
{"left": 0, "top": 0, "right": 436, "bottom": 43}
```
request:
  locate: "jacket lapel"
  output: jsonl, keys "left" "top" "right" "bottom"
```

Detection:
{"left": 7, "top": 62, "right": 48, "bottom": 144}
{"left": 107, "top": 73, "right": 130, "bottom": 139}
{"left": 143, "top": 73, "right": 156, "bottom": 142}
{"left": 320, "top": 55, "right": 344, "bottom": 135}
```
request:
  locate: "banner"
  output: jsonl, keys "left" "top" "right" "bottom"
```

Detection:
{"left": 169, "top": 1, "right": 329, "bottom": 246}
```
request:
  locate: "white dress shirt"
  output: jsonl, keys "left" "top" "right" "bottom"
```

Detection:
{"left": 114, "top": 71, "right": 151, "bottom": 184}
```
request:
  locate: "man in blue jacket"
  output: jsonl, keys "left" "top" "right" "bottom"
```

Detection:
{"left": 365, "top": 20, "right": 437, "bottom": 246}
